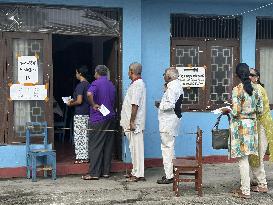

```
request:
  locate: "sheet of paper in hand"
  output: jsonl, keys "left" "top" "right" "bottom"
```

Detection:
{"left": 62, "top": 96, "right": 72, "bottom": 104}
{"left": 212, "top": 106, "right": 231, "bottom": 114}
{"left": 99, "top": 104, "right": 110, "bottom": 116}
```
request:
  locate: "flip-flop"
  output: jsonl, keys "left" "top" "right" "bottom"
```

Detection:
{"left": 124, "top": 173, "right": 133, "bottom": 178}
{"left": 126, "top": 176, "right": 146, "bottom": 182}
{"left": 74, "top": 160, "right": 83, "bottom": 164}
{"left": 231, "top": 188, "right": 251, "bottom": 199}
{"left": 81, "top": 175, "right": 99, "bottom": 180}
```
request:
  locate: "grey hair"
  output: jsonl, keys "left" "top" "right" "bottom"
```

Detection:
{"left": 95, "top": 65, "right": 109, "bottom": 76}
{"left": 129, "top": 62, "right": 142, "bottom": 75}
{"left": 165, "top": 67, "right": 179, "bottom": 80}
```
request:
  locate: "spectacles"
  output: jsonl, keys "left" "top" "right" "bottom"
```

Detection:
{"left": 250, "top": 73, "right": 257, "bottom": 77}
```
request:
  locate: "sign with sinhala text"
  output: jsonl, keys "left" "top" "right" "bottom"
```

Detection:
{"left": 10, "top": 84, "right": 47, "bottom": 100}
{"left": 177, "top": 67, "right": 206, "bottom": 87}
{"left": 18, "top": 56, "right": 39, "bottom": 84}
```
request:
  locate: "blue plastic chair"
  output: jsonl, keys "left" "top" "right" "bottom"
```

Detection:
{"left": 26, "top": 122, "right": 57, "bottom": 182}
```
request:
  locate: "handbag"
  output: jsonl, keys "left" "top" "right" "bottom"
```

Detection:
{"left": 211, "top": 114, "right": 231, "bottom": 149}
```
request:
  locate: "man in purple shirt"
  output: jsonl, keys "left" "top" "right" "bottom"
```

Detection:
{"left": 82, "top": 65, "right": 116, "bottom": 180}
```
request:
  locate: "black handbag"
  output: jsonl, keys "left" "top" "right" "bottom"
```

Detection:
{"left": 211, "top": 114, "right": 231, "bottom": 149}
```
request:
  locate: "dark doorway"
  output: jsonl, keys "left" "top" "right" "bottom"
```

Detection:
{"left": 52, "top": 34, "right": 121, "bottom": 162}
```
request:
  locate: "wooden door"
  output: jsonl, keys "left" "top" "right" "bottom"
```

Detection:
{"left": 171, "top": 38, "right": 240, "bottom": 111}
{"left": 103, "top": 37, "right": 122, "bottom": 160}
{"left": 0, "top": 32, "right": 5, "bottom": 143}
{"left": 171, "top": 39, "right": 207, "bottom": 111}
{"left": 3, "top": 32, "right": 53, "bottom": 144}
{"left": 205, "top": 40, "right": 240, "bottom": 109}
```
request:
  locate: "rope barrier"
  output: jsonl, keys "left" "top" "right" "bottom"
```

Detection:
{"left": 26, "top": 125, "right": 200, "bottom": 136}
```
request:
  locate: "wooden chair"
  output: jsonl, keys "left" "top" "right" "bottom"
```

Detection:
{"left": 26, "top": 122, "right": 57, "bottom": 182}
{"left": 172, "top": 126, "right": 203, "bottom": 197}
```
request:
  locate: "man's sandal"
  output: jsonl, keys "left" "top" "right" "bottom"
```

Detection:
{"left": 81, "top": 175, "right": 99, "bottom": 180}
{"left": 231, "top": 188, "right": 251, "bottom": 199}
{"left": 251, "top": 185, "right": 268, "bottom": 193}
{"left": 126, "top": 176, "right": 146, "bottom": 182}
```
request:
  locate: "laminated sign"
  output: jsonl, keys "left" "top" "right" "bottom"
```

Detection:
{"left": 10, "top": 84, "right": 47, "bottom": 101}
{"left": 177, "top": 67, "right": 206, "bottom": 88}
{"left": 18, "top": 56, "right": 38, "bottom": 84}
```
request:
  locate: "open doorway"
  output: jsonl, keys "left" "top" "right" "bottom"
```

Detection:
{"left": 52, "top": 34, "right": 121, "bottom": 163}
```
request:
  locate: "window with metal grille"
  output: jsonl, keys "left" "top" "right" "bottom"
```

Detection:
{"left": 256, "top": 17, "right": 273, "bottom": 39}
{"left": 171, "top": 14, "right": 241, "bottom": 39}
{"left": 171, "top": 14, "right": 241, "bottom": 111}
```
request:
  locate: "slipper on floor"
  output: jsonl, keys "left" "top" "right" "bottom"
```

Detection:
{"left": 126, "top": 176, "right": 146, "bottom": 182}
{"left": 81, "top": 175, "right": 99, "bottom": 180}
{"left": 231, "top": 188, "right": 251, "bottom": 199}
{"left": 74, "top": 160, "right": 84, "bottom": 164}
{"left": 124, "top": 173, "right": 133, "bottom": 178}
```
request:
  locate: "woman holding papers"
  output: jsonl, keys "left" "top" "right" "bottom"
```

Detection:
{"left": 82, "top": 65, "right": 116, "bottom": 180}
{"left": 67, "top": 65, "right": 90, "bottom": 164}
{"left": 221, "top": 63, "right": 263, "bottom": 199}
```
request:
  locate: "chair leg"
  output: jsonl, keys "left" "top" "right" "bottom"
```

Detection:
{"left": 195, "top": 171, "right": 198, "bottom": 191}
{"left": 51, "top": 154, "right": 57, "bottom": 180}
{"left": 26, "top": 155, "right": 31, "bottom": 179}
{"left": 31, "top": 156, "right": 37, "bottom": 182}
{"left": 44, "top": 157, "right": 48, "bottom": 178}
{"left": 197, "top": 169, "right": 203, "bottom": 197}
{"left": 174, "top": 169, "right": 180, "bottom": 197}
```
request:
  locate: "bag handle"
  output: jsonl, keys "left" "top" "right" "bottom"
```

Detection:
{"left": 212, "top": 113, "right": 231, "bottom": 130}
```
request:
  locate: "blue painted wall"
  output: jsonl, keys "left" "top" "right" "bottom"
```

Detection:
{"left": 141, "top": 0, "right": 273, "bottom": 159}
{"left": 1, "top": 0, "right": 273, "bottom": 167}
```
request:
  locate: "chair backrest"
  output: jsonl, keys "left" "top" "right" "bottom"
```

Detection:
{"left": 196, "top": 126, "right": 203, "bottom": 166}
{"left": 26, "top": 122, "right": 48, "bottom": 153}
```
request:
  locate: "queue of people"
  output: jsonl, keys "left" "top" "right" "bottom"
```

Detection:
{"left": 221, "top": 63, "right": 273, "bottom": 199}
{"left": 66, "top": 62, "right": 272, "bottom": 199}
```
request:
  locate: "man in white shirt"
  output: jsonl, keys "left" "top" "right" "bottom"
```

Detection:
{"left": 156, "top": 67, "right": 184, "bottom": 184}
{"left": 120, "top": 62, "right": 146, "bottom": 182}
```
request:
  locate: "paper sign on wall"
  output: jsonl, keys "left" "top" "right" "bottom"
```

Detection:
{"left": 10, "top": 84, "right": 47, "bottom": 101}
{"left": 18, "top": 56, "right": 38, "bottom": 84}
{"left": 177, "top": 67, "right": 206, "bottom": 87}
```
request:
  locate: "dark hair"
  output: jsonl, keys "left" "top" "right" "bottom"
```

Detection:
{"left": 236, "top": 63, "right": 253, "bottom": 96}
{"left": 95, "top": 65, "right": 108, "bottom": 76}
{"left": 77, "top": 65, "right": 89, "bottom": 79}
{"left": 254, "top": 70, "right": 265, "bottom": 87}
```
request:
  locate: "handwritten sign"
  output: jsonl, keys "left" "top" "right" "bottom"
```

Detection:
{"left": 10, "top": 84, "right": 47, "bottom": 101}
{"left": 177, "top": 67, "right": 206, "bottom": 87}
{"left": 18, "top": 56, "right": 38, "bottom": 84}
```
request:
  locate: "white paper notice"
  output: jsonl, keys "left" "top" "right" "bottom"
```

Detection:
{"left": 212, "top": 106, "right": 232, "bottom": 114}
{"left": 62, "top": 96, "right": 72, "bottom": 104}
{"left": 18, "top": 56, "right": 39, "bottom": 84}
{"left": 176, "top": 67, "right": 206, "bottom": 88}
{"left": 10, "top": 84, "right": 47, "bottom": 100}
{"left": 99, "top": 104, "right": 110, "bottom": 116}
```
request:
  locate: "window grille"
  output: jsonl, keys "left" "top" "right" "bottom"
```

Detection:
{"left": 171, "top": 14, "right": 240, "bottom": 39}
{"left": 256, "top": 17, "right": 273, "bottom": 39}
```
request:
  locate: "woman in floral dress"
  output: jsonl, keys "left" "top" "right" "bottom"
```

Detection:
{"left": 222, "top": 63, "right": 263, "bottom": 199}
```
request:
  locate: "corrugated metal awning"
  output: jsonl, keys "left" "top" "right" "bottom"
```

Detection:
{"left": 0, "top": 4, "right": 121, "bottom": 36}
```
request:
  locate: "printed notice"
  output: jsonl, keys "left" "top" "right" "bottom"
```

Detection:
{"left": 176, "top": 67, "right": 206, "bottom": 88}
{"left": 18, "top": 56, "right": 39, "bottom": 84}
{"left": 10, "top": 84, "right": 47, "bottom": 100}
{"left": 98, "top": 104, "right": 110, "bottom": 116}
